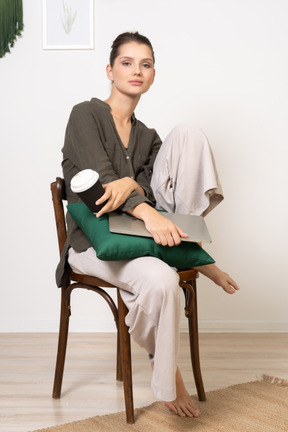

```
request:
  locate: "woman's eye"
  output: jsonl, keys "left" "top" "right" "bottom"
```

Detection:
{"left": 122, "top": 62, "right": 131, "bottom": 66}
{"left": 143, "top": 63, "right": 151, "bottom": 68}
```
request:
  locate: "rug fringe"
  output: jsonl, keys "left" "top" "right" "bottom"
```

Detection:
{"left": 261, "top": 374, "right": 288, "bottom": 388}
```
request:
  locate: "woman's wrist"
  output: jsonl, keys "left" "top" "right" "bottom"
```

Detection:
{"left": 128, "top": 202, "right": 155, "bottom": 221}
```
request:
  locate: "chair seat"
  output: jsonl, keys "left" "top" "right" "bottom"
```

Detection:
{"left": 71, "top": 271, "right": 114, "bottom": 287}
{"left": 71, "top": 268, "right": 198, "bottom": 287}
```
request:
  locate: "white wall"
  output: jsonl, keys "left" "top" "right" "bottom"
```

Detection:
{"left": 1, "top": 0, "right": 287, "bottom": 333}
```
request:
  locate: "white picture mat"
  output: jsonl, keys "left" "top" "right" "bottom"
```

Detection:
{"left": 43, "top": 0, "right": 94, "bottom": 49}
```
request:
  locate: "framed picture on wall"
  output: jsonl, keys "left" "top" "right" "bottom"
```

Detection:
{"left": 43, "top": 0, "right": 94, "bottom": 50}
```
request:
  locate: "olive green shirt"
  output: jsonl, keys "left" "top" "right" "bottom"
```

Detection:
{"left": 56, "top": 98, "right": 162, "bottom": 287}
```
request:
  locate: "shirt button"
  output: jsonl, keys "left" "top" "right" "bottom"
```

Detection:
{"left": 126, "top": 155, "right": 130, "bottom": 160}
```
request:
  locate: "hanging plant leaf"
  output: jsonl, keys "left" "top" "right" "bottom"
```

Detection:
{"left": 0, "top": 0, "right": 24, "bottom": 58}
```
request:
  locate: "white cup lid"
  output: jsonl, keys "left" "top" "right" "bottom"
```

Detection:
{"left": 70, "top": 169, "right": 99, "bottom": 193}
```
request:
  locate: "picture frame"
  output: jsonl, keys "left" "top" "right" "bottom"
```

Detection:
{"left": 43, "top": 0, "right": 94, "bottom": 50}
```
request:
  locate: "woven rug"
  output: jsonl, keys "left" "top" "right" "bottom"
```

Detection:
{"left": 33, "top": 375, "right": 288, "bottom": 432}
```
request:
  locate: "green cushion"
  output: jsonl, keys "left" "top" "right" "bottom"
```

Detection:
{"left": 67, "top": 202, "right": 215, "bottom": 267}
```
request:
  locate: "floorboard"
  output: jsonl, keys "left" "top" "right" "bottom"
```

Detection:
{"left": 0, "top": 332, "right": 287, "bottom": 432}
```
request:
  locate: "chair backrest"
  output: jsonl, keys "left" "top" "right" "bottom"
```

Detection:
{"left": 51, "top": 178, "right": 67, "bottom": 257}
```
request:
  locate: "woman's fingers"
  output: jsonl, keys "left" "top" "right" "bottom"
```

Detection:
{"left": 149, "top": 221, "right": 187, "bottom": 247}
{"left": 95, "top": 194, "right": 108, "bottom": 206}
{"left": 95, "top": 180, "right": 132, "bottom": 216}
{"left": 96, "top": 196, "right": 121, "bottom": 217}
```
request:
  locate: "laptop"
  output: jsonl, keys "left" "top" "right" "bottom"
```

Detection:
{"left": 109, "top": 211, "right": 212, "bottom": 243}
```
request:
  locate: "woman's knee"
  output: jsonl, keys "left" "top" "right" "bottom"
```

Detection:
{"left": 141, "top": 267, "right": 181, "bottom": 304}
{"left": 170, "top": 124, "right": 208, "bottom": 148}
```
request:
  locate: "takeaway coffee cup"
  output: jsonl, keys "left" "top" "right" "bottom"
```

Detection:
{"left": 70, "top": 169, "right": 106, "bottom": 213}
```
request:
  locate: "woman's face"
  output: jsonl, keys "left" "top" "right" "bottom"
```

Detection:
{"left": 106, "top": 42, "right": 155, "bottom": 97}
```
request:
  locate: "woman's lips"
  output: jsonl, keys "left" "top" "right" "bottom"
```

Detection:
{"left": 129, "top": 80, "right": 143, "bottom": 85}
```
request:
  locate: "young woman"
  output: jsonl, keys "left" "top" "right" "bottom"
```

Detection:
{"left": 56, "top": 31, "right": 239, "bottom": 418}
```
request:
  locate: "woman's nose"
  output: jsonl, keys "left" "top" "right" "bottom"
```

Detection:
{"left": 133, "top": 64, "right": 141, "bottom": 75}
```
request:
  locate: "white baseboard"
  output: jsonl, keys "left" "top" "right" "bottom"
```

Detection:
{"left": 1, "top": 319, "right": 288, "bottom": 333}
{"left": 0, "top": 319, "right": 117, "bottom": 333}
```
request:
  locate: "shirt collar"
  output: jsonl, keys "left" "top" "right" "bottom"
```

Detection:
{"left": 90, "top": 97, "right": 136, "bottom": 123}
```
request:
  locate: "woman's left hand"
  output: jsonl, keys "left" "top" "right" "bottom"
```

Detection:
{"left": 128, "top": 203, "right": 188, "bottom": 246}
{"left": 95, "top": 177, "right": 139, "bottom": 217}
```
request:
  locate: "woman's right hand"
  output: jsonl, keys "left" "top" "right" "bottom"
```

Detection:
{"left": 128, "top": 203, "right": 188, "bottom": 247}
{"left": 95, "top": 177, "right": 144, "bottom": 217}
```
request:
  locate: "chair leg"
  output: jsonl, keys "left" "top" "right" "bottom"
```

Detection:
{"left": 181, "top": 280, "right": 206, "bottom": 402}
{"left": 116, "top": 327, "right": 123, "bottom": 382}
{"left": 117, "top": 289, "right": 134, "bottom": 424}
{"left": 52, "top": 286, "right": 71, "bottom": 399}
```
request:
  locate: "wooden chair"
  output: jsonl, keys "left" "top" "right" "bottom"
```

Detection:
{"left": 51, "top": 177, "right": 206, "bottom": 424}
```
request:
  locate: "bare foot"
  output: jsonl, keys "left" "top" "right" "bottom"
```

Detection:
{"left": 194, "top": 263, "right": 240, "bottom": 294}
{"left": 164, "top": 368, "right": 200, "bottom": 418}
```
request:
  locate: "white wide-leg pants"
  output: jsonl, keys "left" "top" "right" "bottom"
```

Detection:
{"left": 68, "top": 125, "right": 223, "bottom": 401}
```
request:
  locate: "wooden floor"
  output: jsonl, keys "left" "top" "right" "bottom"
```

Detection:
{"left": 1, "top": 332, "right": 287, "bottom": 432}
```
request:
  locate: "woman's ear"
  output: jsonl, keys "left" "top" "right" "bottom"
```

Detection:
{"left": 106, "top": 64, "right": 113, "bottom": 82}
